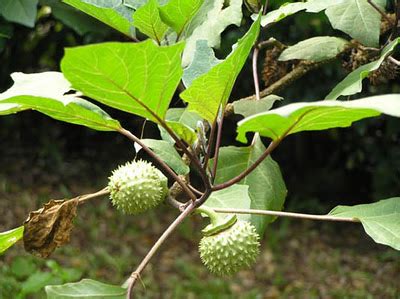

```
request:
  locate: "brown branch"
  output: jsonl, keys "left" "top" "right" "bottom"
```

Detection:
{"left": 77, "top": 187, "right": 109, "bottom": 204}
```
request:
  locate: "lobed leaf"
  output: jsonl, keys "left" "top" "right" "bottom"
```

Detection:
{"left": 329, "top": 197, "right": 400, "bottom": 250}
{"left": 180, "top": 16, "right": 260, "bottom": 122}
{"left": 61, "top": 41, "right": 184, "bottom": 123}
{"left": 213, "top": 135, "right": 287, "bottom": 235}
{"left": 0, "top": 72, "right": 121, "bottom": 131}
{"left": 237, "top": 94, "right": 400, "bottom": 143}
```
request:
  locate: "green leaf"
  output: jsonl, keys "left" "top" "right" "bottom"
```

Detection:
{"left": 45, "top": 279, "right": 126, "bottom": 298}
{"left": 329, "top": 197, "right": 400, "bottom": 251}
{"left": 204, "top": 185, "right": 252, "bottom": 223}
{"left": 326, "top": 38, "right": 400, "bottom": 100}
{"left": 0, "top": 72, "right": 121, "bottom": 131}
{"left": 133, "top": 0, "right": 168, "bottom": 43}
{"left": 0, "top": 226, "right": 24, "bottom": 254}
{"left": 159, "top": 0, "right": 204, "bottom": 37}
{"left": 180, "top": 16, "right": 260, "bottom": 122}
{"left": 237, "top": 94, "right": 400, "bottom": 143}
{"left": 213, "top": 135, "right": 287, "bottom": 235}
{"left": 159, "top": 108, "right": 202, "bottom": 145}
{"left": 325, "top": 0, "right": 384, "bottom": 47}
{"left": 256, "top": 0, "right": 346, "bottom": 27}
{"left": 123, "top": 0, "right": 147, "bottom": 9}
{"left": 0, "top": 0, "right": 38, "bottom": 27}
{"left": 233, "top": 95, "right": 282, "bottom": 118}
{"left": 61, "top": 40, "right": 185, "bottom": 123}
{"left": 140, "top": 139, "right": 190, "bottom": 175}
{"left": 279, "top": 36, "right": 349, "bottom": 62}
{"left": 63, "top": 0, "right": 135, "bottom": 37}
{"left": 181, "top": 0, "right": 243, "bottom": 66}
{"left": 182, "top": 40, "right": 221, "bottom": 88}
{"left": 21, "top": 272, "right": 56, "bottom": 296}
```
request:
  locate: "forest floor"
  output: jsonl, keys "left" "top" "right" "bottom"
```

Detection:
{"left": 0, "top": 160, "right": 399, "bottom": 299}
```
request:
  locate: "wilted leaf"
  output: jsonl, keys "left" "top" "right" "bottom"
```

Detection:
{"left": 23, "top": 199, "right": 79, "bottom": 258}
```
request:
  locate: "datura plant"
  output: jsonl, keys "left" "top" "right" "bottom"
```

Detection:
{"left": 0, "top": 0, "right": 400, "bottom": 298}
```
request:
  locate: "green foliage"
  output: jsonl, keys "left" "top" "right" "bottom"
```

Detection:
{"left": 133, "top": 0, "right": 168, "bottom": 43}
{"left": 0, "top": 226, "right": 23, "bottom": 254}
{"left": 0, "top": 0, "right": 38, "bottom": 27}
{"left": 233, "top": 95, "right": 282, "bottom": 118}
{"left": 330, "top": 197, "right": 400, "bottom": 250}
{"left": 61, "top": 41, "right": 184, "bottom": 123}
{"left": 237, "top": 94, "right": 400, "bottom": 143}
{"left": 213, "top": 136, "right": 287, "bottom": 234}
{"left": 279, "top": 36, "right": 349, "bottom": 62}
{"left": 45, "top": 279, "right": 126, "bottom": 298}
{"left": 181, "top": 16, "right": 260, "bottom": 121}
{"left": 326, "top": 38, "right": 400, "bottom": 100}
{"left": 0, "top": 72, "right": 121, "bottom": 131}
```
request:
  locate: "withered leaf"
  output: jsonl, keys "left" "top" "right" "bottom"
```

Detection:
{"left": 23, "top": 198, "right": 79, "bottom": 258}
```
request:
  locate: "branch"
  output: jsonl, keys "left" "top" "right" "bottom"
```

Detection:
{"left": 212, "top": 208, "right": 360, "bottom": 223}
{"left": 77, "top": 187, "right": 109, "bottom": 204}
{"left": 118, "top": 128, "right": 197, "bottom": 201}
{"left": 126, "top": 202, "right": 196, "bottom": 298}
{"left": 212, "top": 139, "right": 281, "bottom": 191}
{"left": 367, "top": 0, "right": 395, "bottom": 27}
{"left": 239, "top": 60, "right": 330, "bottom": 101}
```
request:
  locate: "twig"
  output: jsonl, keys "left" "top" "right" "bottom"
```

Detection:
{"left": 203, "top": 119, "right": 217, "bottom": 172}
{"left": 76, "top": 187, "right": 109, "bottom": 204}
{"left": 126, "top": 202, "right": 196, "bottom": 298}
{"left": 118, "top": 128, "right": 197, "bottom": 201}
{"left": 367, "top": 0, "right": 395, "bottom": 27}
{"left": 212, "top": 208, "right": 360, "bottom": 223}
{"left": 211, "top": 116, "right": 225, "bottom": 181}
{"left": 239, "top": 60, "right": 330, "bottom": 101}
{"left": 388, "top": 56, "right": 400, "bottom": 65}
{"left": 252, "top": 47, "right": 261, "bottom": 101}
{"left": 212, "top": 139, "right": 281, "bottom": 191}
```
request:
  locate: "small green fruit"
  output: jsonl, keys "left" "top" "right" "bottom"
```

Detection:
{"left": 199, "top": 220, "right": 260, "bottom": 276}
{"left": 108, "top": 160, "right": 168, "bottom": 214}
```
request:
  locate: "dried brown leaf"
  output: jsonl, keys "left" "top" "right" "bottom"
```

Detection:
{"left": 23, "top": 198, "right": 78, "bottom": 258}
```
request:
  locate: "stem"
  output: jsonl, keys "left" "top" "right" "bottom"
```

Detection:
{"left": 118, "top": 128, "right": 197, "bottom": 201}
{"left": 211, "top": 116, "right": 224, "bottom": 181}
{"left": 126, "top": 202, "right": 196, "bottom": 298}
{"left": 203, "top": 119, "right": 217, "bottom": 172}
{"left": 252, "top": 47, "right": 261, "bottom": 101}
{"left": 195, "top": 206, "right": 220, "bottom": 224}
{"left": 77, "top": 187, "right": 109, "bottom": 204}
{"left": 212, "top": 139, "right": 281, "bottom": 191}
{"left": 388, "top": 56, "right": 400, "bottom": 66}
{"left": 262, "top": 0, "right": 270, "bottom": 15}
{"left": 212, "top": 208, "right": 360, "bottom": 223}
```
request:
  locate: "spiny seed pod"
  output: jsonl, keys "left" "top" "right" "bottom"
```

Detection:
{"left": 108, "top": 160, "right": 168, "bottom": 214}
{"left": 199, "top": 220, "right": 260, "bottom": 276}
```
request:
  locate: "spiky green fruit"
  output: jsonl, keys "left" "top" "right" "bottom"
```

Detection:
{"left": 108, "top": 160, "right": 168, "bottom": 214}
{"left": 199, "top": 220, "right": 260, "bottom": 276}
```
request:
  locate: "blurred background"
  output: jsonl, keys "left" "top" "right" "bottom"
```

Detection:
{"left": 0, "top": 0, "right": 399, "bottom": 298}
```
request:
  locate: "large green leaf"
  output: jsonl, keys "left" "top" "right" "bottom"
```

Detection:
{"left": 213, "top": 135, "right": 287, "bottom": 235}
{"left": 141, "top": 139, "right": 190, "bottom": 175}
{"left": 180, "top": 16, "right": 260, "bottom": 122}
{"left": 237, "top": 94, "right": 400, "bottom": 143}
{"left": 133, "top": 0, "right": 168, "bottom": 43}
{"left": 325, "top": 0, "right": 384, "bottom": 47}
{"left": 182, "top": 40, "right": 221, "bottom": 88}
{"left": 181, "top": 0, "right": 243, "bottom": 66}
{"left": 63, "top": 0, "right": 135, "bottom": 37}
{"left": 233, "top": 95, "right": 282, "bottom": 118}
{"left": 279, "top": 36, "right": 349, "bottom": 62}
{"left": 204, "top": 185, "right": 252, "bottom": 223}
{"left": 159, "top": 108, "right": 202, "bottom": 145}
{"left": 329, "top": 197, "right": 400, "bottom": 251}
{"left": 0, "top": 0, "right": 38, "bottom": 27}
{"left": 159, "top": 0, "right": 204, "bottom": 37}
{"left": 45, "top": 279, "right": 126, "bottom": 298}
{"left": 257, "top": 0, "right": 344, "bottom": 27}
{"left": 326, "top": 38, "right": 400, "bottom": 100}
{"left": 61, "top": 40, "right": 185, "bottom": 123}
{"left": 0, "top": 226, "right": 24, "bottom": 254}
{"left": 0, "top": 72, "right": 121, "bottom": 131}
